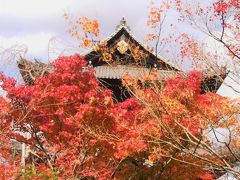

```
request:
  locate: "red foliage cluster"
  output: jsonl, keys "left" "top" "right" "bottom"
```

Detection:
{"left": 214, "top": 1, "right": 229, "bottom": 12}
{"left": 0, "top": 55, "right": 230, "bottom": 179}
{"left": 0, "top": 55, "right": 116, "bottom": 178}
{"left": 214, "top": 0, "right": 240, "bottom": 13}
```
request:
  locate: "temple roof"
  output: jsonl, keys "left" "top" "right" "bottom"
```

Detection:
{"left": 17, "top": 58, "right": 177, "bottom": 83}
{"left": 17, "top": 58, "right": 227, "bottom": 93}
{"left": 17, "top": 18, "right": 228, "bottom": 93}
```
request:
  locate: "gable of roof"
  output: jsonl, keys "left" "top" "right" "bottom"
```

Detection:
{"left": 85, "top": 17, "right": 179, "bottom": 71}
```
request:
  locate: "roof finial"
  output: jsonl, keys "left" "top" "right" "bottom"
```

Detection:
{"left": 120, "top": 17, "right": 126, "bottom": 26}
{"left": 116, "top": 17, "right": 131, "bottom": 31}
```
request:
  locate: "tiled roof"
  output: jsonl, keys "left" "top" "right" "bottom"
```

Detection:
{"left": 93, "top": 65, "right": 179, "bottom": 79}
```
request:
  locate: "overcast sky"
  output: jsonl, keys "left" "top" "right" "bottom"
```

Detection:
{"left": 0, "top": 0, "right": 153, "bottom": 61}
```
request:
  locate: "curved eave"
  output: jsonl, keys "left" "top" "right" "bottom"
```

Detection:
{"left": 17, "top": 59, "right": 51, "bottom": 84}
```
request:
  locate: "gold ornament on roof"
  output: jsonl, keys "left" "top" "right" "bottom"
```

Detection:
{"left": 117, "top": 40, "right": 129, "bottom": 54}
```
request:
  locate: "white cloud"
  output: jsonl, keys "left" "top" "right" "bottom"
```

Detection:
{"left": 0, "top": 32, "right": 54, "bottom": 60}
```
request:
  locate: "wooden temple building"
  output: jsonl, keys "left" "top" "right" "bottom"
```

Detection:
{"left": 17, "top": 18, "right": 227, "bottom": 101}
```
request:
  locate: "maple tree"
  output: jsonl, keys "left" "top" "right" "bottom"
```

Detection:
{"left": 144, "top": 0, "right": 240, "bottom": 178}
{"left": 146, "top": 0, "right": 239, "bottom": 70}
{"left": 0, "top": 55, "right": 117, "bottom": 179}
{"left": 0, "top": 0, "right": 239, "bottom": 179}
{"left": 0, "top": 54, "right": 239, "bottom": 179}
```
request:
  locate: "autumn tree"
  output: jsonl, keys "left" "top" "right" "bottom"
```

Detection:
{"left": 64, "top": 1, "right": 240, "bottom": 178}
{"left": 0, "top": 55, "right": 118, "bottom": 178}
{"left": 0, "top": 0, "right": 239, "bottom": 179}
{"left": 0, "top": 54, "right": 239, "bottom": 179}
{"left": 140, "top": 0, "right": 240, "bottom": 178}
